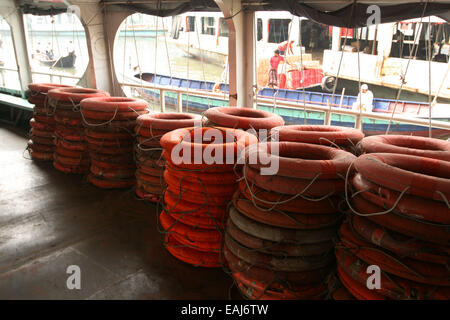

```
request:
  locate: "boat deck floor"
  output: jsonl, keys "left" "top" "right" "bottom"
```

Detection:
{"left": 0, "top": 124, "right": 233, "bottom": 299}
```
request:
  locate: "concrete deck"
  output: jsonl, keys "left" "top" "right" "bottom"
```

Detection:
{"left": 0, "top": 124, "right": 234, "bottom": 299}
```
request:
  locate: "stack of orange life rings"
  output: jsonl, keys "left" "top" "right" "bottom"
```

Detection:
{"left": 26, "top": 83, "right": 74, "bottom": 161}
{"left": 271, "top": 125, "right": 364, "bottom": 154}
{"left": 47, "top": 87, "right": 110, "bottom": 174}
{"left": 134, "top": 113, "right": 201, "bottom": 202}
{"left": 225, "top": 141, "right": 356, "bottom": 299}
{"left": 160, "top": 126, "right": 257, "bottom": 267}
{"left": 357, "top": 134, "right": 450, "bottom": 160}
{"left": 204, "top": 106, "right": 285, "bottom": 136}
{"left": 336, "top": 143, "right": 450, "bottom": 300}
{"left": 79, "top": 97, "right": 149, "bottom": 188}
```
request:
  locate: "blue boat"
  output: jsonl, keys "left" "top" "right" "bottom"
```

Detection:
{"left": 135, "top": 73, "right": 450, "bottom": 139}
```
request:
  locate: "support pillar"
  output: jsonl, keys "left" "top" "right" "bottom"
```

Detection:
{"left": 1, "top": 0, "right": 33, "bottom": 96}
{"left": 215, "top": 0, "right": 254, "bottom": 108}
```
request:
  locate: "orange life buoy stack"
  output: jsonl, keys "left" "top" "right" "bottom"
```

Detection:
{"left": 225, "top": 141, "right": 356, "bottom": 299}
{"left": 134, "top": 113, "right": 202, "bottom": 202}
{"left": 204, "top": 106, "right": 285, "bottom": 136}
{"left": 358, "top": 134, "right": 450, "bottom": 160}
{"left": 337, "top": 151, "right": 450, "bottom": 300}
{"left": 160, "top": 126, "right": 257, "bottom": 267}
{"left": 79, "top": 97, "right": 149, "bottom": 188}
{"left": 26, "top": 83, "right": 74, "bottom": 161}
{"left": 271, "top": 125, "right": 364, "bottom": 153}
{"left": 47, "top": 88, "right": 110, "bottom": 174}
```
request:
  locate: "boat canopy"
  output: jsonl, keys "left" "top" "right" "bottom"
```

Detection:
{"left": 16, "top": 0, "right": 450, "bottom": 27}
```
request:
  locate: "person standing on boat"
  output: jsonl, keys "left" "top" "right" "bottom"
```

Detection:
{"left": 45, "top": 42, "right": 54, "bottom": 60}
{"left": 66, "top": 41, "right": 75, "bottom": 55}
{"left": 353, "top": 84, "right": 374, "bottom": 112}
{"left": 268, "top": 49, "right": 292, "bottom": 88}
{"left": 278, "top": 40, "right": 294, "bottom": 56}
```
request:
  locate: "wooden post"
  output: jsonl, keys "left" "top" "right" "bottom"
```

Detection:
{"left": 177, "top": 92, "right": 183, "bottom": 112}
{"left": 160, "top": 89, "right": 165, "bottom": 112}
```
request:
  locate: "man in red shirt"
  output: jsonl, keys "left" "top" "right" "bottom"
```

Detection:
{"left": 268, "top": 49, "right": 291, "bottom": 88}
{"left": 278, "top": 40, "right": 294, "bottom": 56}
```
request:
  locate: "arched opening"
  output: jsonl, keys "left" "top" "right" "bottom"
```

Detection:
{"left": 0, "top": 16, "right": 21, "bottom": 94}
{"left": 113, "top": 12, "right": 229, "bottom": 113}
{"left": 23, "top": 12, "right": 89, "bottom": 86}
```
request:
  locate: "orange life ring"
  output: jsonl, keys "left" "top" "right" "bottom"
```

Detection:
{"left": 28, "top": 83, "right": 73, "bottom": 94}
{"left": 30, "top": 128, "right": 53, "bottom": 139}
{"left": 247, "top": 142, "right": 356, "bottom": 180}
{"left": 232, "top": 191, "right": 341, "bottom": 229}
{"left": 53, "top": 160, "right": 89, "bottom": 174}
{"left": 55, "top": 138, "right": 86, "bottom": 152}
{"left": 135, "top": 186, "right": 160, "bottom": 202}
{"left": 339, "top": 221, "right": 450, "bottom": 286}
{"left": 30, "top": 118, "right": 53, "bottom": 131}
{"left": 358, "top": 135, "right": 450, "bottom": 160}
{"left": 29, "top": 150, "right": 53, "bottom": 161}
{"left": 351, "top": 215, "right": 450, "bottom": 265}
{"left": 336, "top": 248, "right": 450, "bottom": 300}
{"left": 90, "top": 164, "right": 135, "bottom": 180}
{"left": 352, "top": 173, "right": 450, "bottom": 224}
{"left": 224, "top": 232, "right": 334, "bottom": 272}
{"left": 137, "top": 165, "right": 163, "bottom": 177}
{"left": 136, "top": 112, "right": 201, "bottom": 131}
{"left": 88, "top": 174, "right": 135, "bottom": 189}
{"left": 80, "top": 96, "right": 148, "bottom": 113}
{"left": 81, "top": 109, "right": 148, "bottom": 121}
{"left": 31, "top": 135, "right": 54, "bottom": 146}
{"left": 271, "top": 125, "right": 364, "bottom": 146}
{"left": 223, "top": 246, "right": 332, "bottom": 286}
{"left": 165, "top": 162, "right": 238, "bottom": 185}
{"left": 136, "top": 170, "right": 163, "bottom": 185}
{"left": 164, "top": 170, "right": 237, "bottom": 195}
{"left": 355, "top": 153, "right": 450, "bottom": 202}
{"left": 244, "top": 164, "right": 345, "bottom": 197}
{"left": 34, "top": 114, "right": 55, "bottom": 125}
{"left": 55, "top": 145, "right": 86, "bottom": 158}
{"left": 136, "top": 179, "right": 164, "bottom": 195}
{"left": 164, "top": 233, "right": 222, "bottom": 268}
{"left": 164, "top": 189, "right": 227, "bottom": 218}
{"left": 352, "top": 194, "right": 450, "bottom": 246}
{"left": 229, "top": 205, "right": 337, "bottom": 244}
{"left": 166, "top": 184, "right": 233, "bottom": 206}
{"left": 48, "top": 87, "right": 109, "bottom": 103}
{"left": 337, "top": 264, "right": 386, "bottom": 300}
{"left": 85, "top": 135, "right": 133, "bottom": 148}
{"left": 238, "top": 180, "right": 339, "bottom": 215}
{"left": 85, "top": 129, "right": 132, "bottom": 140}
{"left": 233, "top": 270, "right": 327, "bottom": 300}
{"left": 28, "top": 140, "right": 54, "bottom": 153}
{"left": 226, "top": 217, "right": 333, "bottom": 257}
{"left": 204, "top": 106, "right": 285, "bottom": 130}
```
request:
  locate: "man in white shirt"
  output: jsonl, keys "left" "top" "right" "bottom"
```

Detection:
{"left": 353, "top": 84, "right": 374, "bottom": 112}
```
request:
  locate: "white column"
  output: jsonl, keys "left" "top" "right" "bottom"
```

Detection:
{"left": 215, "top": 0, "right": 254, "bottom": 108}
{"left": 71, "top": 0, "right": 121, "bottom": 93}
{"left": 331, "top": 26, "right": 341, "bottom": 51}
{"left": 1, "top": 0, "right": 33, "bottom": 95}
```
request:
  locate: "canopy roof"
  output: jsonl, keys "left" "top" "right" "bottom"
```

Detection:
{"left": 17, "top": 0, "right": 450, "bottom": 27}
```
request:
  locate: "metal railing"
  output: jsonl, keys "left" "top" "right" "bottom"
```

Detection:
{"left": 120, "top": 81, "right": 450, "bottom": 131}
{"left": 0, "top": 67, "right": 81, "bottom": 91}
{"left": 31, "top": 70, "right": 81, "bottom": 83}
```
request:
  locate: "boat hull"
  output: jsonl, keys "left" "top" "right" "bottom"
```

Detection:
{"left": 137, "top": 87, "right": 450, "bottom": 139}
